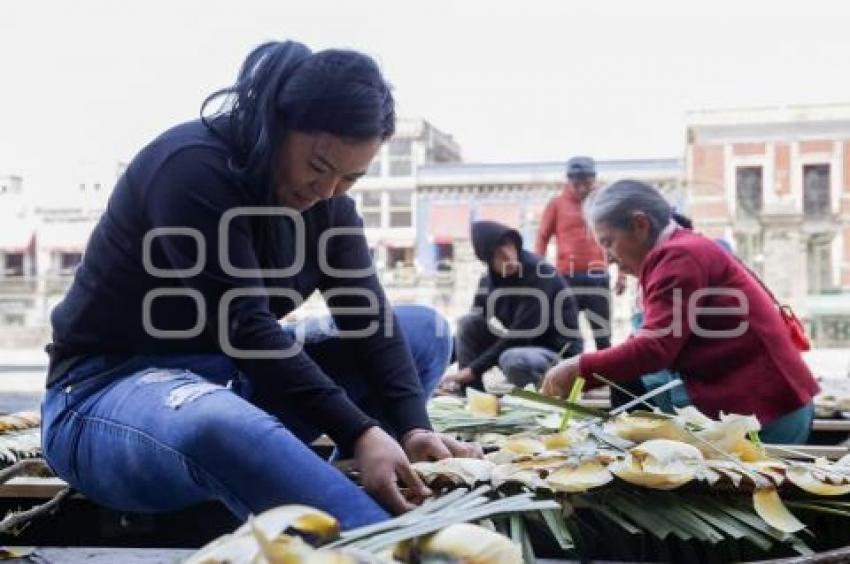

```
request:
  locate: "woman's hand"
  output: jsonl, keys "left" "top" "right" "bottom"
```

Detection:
{"left": 353, "top": 426, "right": 431, "bottom": 514}
{"left": 402, "top": 428, "right": 483, "bottom": 462}
{"left": 542, "top": 355, "right": 583, "bottom": 398}
{"left": 436, "top": 367, "right": 476, "bottom": 395}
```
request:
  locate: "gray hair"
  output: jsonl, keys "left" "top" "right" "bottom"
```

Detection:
{"left": 583, "top": 180, "right": 672, "bottom": 241}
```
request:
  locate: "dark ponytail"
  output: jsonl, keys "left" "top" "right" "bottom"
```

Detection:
{"left": 202, "top": 40, "right": 395, "bottom": 191}
{"left": 671, "top": 210, "right": 694, "bottom": 229}
{"left": 201, "top": 41, "right": 312, "bottom": 190}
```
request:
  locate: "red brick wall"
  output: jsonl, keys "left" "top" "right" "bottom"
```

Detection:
{"left": 841, "top": 141, "right": 850, "bottom": 288}
{"left": 775, "top": 143, "right": 790, "bottom": 195}
{"left": 733, "top": 142, "right": 766, "bottom": 156}
{"left": 799, "top": 139, "right": 834, "bottom": 154}
{"left": 691, "top": 144, "right": 725, "bottom": 191}
{"left": 689, "top": 144, "right": 727, "bottom": 224}
{"left": 692, "top": 200, "right": 731, "bottom": 220}
{"left": 844, "top": 141, "right": 850, "bottom": 194}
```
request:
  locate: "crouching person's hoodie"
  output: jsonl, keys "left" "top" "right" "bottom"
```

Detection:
{"left": 466, "top": 220, "right": 583, "bottom": 378}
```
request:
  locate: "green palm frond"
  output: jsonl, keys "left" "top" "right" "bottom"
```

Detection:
{"left": 328, "top": 486, "right": 558, "bottom": 553}
{"left": 332, "top": 483, "right": 836, "bottom": 562}
{"left": 510, "top": 389, "right": 609, "bottom": 419}
{"left": 428, "top": 411, "right": 542, "bottom": 435}
{"left": 544, "top": 486, "right": 818, "bottom": 560}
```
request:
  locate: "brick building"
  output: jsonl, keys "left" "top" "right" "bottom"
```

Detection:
{"left": 686, "top": 104, "right": 850, "bottom": 345}
{"left": 1, "top": 109, "right": 848, "bottom": 347}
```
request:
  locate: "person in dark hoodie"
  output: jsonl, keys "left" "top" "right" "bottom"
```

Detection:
{"left": 441, "top": 221, "right": 583, "bottom": 392}
{"left": 39, "top": 41, "right": 479, "bottom": 532}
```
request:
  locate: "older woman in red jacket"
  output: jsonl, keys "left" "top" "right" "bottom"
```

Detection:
{"left": 543, "top": 180, "right": 819, "bottom": 444}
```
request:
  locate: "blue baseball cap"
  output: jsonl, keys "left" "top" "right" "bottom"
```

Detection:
{"left": 566, "top": 156, "right": 596, "bottom": 179}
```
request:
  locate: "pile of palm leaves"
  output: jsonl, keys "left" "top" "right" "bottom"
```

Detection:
{"left": 420, "top": 389, "right": 850, "bottom": 562}
{"left": 185, "top": 487, "right": 559, "bottom": 563}
{"left": 182, "top": 485, "right": 850, "bottom": 563}
{"left": 427, "top": 394, "right": 550, "bottom": 436}
{"left": 0, "top": 411, "right": 41, "bottom": 467}
{"left": 182, "top": 391, "right": 850, "bottom": 563}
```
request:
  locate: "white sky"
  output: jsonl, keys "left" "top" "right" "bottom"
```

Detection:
{"left": 2, "top": 0, "right": 850, "bottom": 198}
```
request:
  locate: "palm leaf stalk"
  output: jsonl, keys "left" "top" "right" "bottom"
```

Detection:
{"left": 328, "top": 486, "right": 558, "bottom": 552}
{"left": 559, "top": 377, "right": 585, "bottom": 430}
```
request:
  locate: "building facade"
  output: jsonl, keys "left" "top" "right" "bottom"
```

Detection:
{"left": 0, "top": 165, "right": 115, "bottom": 338}
{"left": 686, "top": 104, "right": 850, "bottom": 346}
{"left": 349, "top": 120, "right": 683, "bottom": 339}
{"left": 0, "top": 175, "right": 36, "bottom": 327}
{"left": 1, "top": 109, "right": 849, "bottom": 348}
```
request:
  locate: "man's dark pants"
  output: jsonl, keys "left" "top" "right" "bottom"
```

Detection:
{"left": 564, "top": 273, "right": 645, "bottom": 409}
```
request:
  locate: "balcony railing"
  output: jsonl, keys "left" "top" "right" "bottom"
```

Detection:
{"left": 0, "top": 277, "right": 38, "bottom": 295}
{"left": 377, "top": 267, "right": 461, "bottom": 290}
{"left": 0, "top": 275, "right": 76, "bottom": 297}
{"left": 810, "top": 316, "right": 850, "bottom": 348}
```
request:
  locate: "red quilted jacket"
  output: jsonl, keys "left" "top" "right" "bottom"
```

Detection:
{"left": 579, "top": 229, "right": 819, "bottom": 425}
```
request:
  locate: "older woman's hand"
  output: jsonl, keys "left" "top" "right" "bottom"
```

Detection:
{"left": 542, "top": 355, "right": 583, "bottom": 398}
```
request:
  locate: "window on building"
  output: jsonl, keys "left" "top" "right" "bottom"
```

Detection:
{"left": 388, "top": 190, "right": 413, "bottom": 228}
{"left": 807, "top": 233, "right": 835, "bottom": 294}
{"left": 359, "top": 190, "right": 383, "bottom": 228}
{"left": 389, "top": 160, "right": 412, "bottom": 176}
{"left": 1, "top": 313, "right": 25, "bottom": 326}
{"left": 389, "top": 211, "right": 412, "bottom": 228}
{"left": 735, "top": 166, "right": 763, "bottom": 217}
{"left": 361, "top": 191, "right": 381, "bottom": 206}
{"left": 389, "top": 138, "right": 414, "bottom": 177}
{"left": 362, "top": 211, "right": 382, "bottom": 228}
{"left": 2, "top": 253, "right": 25, "bottom": 277}
{"left": 435, "top": 242, "right": 454, "bottom": 271}
{"left": 388, "top": 189, "right": 412, "bottom": 207}
{"left": 389, "top": 138, "right": 412, "bottom": 156}
{"left": 59, "top": 252, "right": 83, "bottom": 273}
{"left": 387, "top": 246, "right": 414, "bottom": 268}
{"left": 803, "top": 164, "right": 831, "bottom": 217}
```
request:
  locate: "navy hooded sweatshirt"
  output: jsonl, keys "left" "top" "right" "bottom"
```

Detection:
{"left": 46, "top": 119, "right": 430, "bottom": 451}
{"left": 467, "top": 221, "right": 583, "bottom": 377}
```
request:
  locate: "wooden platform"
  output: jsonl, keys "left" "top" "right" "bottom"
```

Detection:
{"left": 812, "top": 419, "right": 850, "bottom": 432}
{"left": 5, "top": 546, "right": 850, "bottom": 564}
{"left": 0, "top": 547, "right": 585, "bottom": 563}
{"left": 0, "top": 443, "right": 846, "bottom": 505}
{"left": 0, "top": 477, "right": 68, "bottom": 499}
{"left": 0, "top": 547, "right": 192, "bottom": 563}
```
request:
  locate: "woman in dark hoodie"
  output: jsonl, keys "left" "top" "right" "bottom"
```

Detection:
{"left": 41, "top": 40, "right": 479, "bottom": 531}
{"left": 441, "top": 221, "right": 583, "bottom": 392}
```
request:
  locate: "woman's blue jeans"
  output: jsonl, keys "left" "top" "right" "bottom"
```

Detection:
{"left": 41, "top": 305, "right": 452, "bottom": 530}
